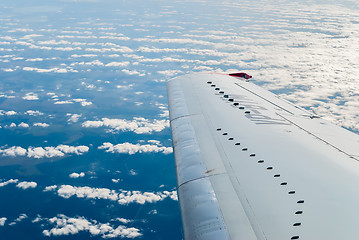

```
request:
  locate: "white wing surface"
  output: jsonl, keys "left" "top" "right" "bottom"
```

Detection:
{"left": 167, "top": 73, "right": 359, "bottom": 240}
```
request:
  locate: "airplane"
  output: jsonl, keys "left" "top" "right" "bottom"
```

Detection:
{"left": 167, "top": 72, "right": 359, "bottom": 240}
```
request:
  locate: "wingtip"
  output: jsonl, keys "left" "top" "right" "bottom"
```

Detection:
{"left": 228, "top": 72, "right": 252, "bottom": 79}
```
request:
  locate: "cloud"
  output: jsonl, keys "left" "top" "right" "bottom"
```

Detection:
{"left": 18, "top": 122, "right": 29, "bottom": 128}
{"left": 98, "top": 142, "right": 173, "bottom": 155}
{"left": 133, "top": 37, "right": 213, "bottom": 46}
{"left": 0, "top": 145, "right": 89, "bottom": 158}
{"left": 114, "top": 218, "right": 131, "bottom": 224}
{"left": 148, "top": 140, "right": 162, "bottom": 146}
{"left": 23, "top": 67, "right": 74, "bottom": 73}
{"left": 26, "top": 58, "right": 43, "bottom": 62}
{"left": 0, "top": 94, "right": 15, "bottom": 98}
{"left": 56, "top": 185, "right": 119, "bottom": 201}
{"left": 157, "top": 70, "right": 183, "bottom": 77}
{"left": 54, "top": 47, "right": 81, "bottom": 51}
{"left": 116, "top": 84, "right": 133, "bottom": 90}
{"left": 105, "top": 61, "right": 130, "bottom": 67}
{"left": 27, "top": 147, "right": 65, "bottom": 158}
{"left": 77, "top": 59, "right": 104, "bottom": 66}
{"left": 37, "top": 40, "right": 70, "bottom": 45}
{"left": 159, "top": 110, "right": 169, "bottom": 118}
{"left": 0, "top": 110, "right": 17, "bottom": 116}
{"left": 117, "top": 190, "right": 178, "bottom": 204}
{"left": 51, "top": 145, "right": 89, "bottom": 155}
{"left": 0, "top": 147, "right": 26, "bottom": 157}
{"left": 80, "top": 101, "right": 92, "bottom": 106}
{"left": 0, "top": 179, "right": 18, "bottom": 187}
{"left": 71, "top": 54, "right": 97, "bottom": 58}
{"left": 25, "top": 110, "right": 44, "bottom": 116}
{"left": 82, "top": 117, "right": 169, "bottom": 134}
{"left": 9, "top": 214, "right": 28, "bottom": 226}
{"left": 54, "top": 100, "right": 73, "bottom": 104}
{"left": 41, "top": 214, "right": 141, "bottom": 238}
{"left": 33, "top": 122, "right": 50, "bottom": 127}
{"left": 22, "top": 93, "right": 39, "bottom": 100}
{"left": 44, "top": 185, "right": 57, "bottom": 192}
{"left": 136, "top": 46, "right": 187, "bottom": 53}
{"left": 44, "top": 185, "right": 178, "bottom": 204}
{"left": 16, "top": 181, "right": 37, "bottom": 190}
{"left": 69, "top": 172, "right": 85, "bottom": 178}
{"left": 121, "top": 69, "right": 144, "bottom": 76}
{"left": 0, "top": 217, "right": 6, "bottom": 226}
{"left": 148, "top": 209, "right": 157, "bottom": 215}
{"left": 67, "top": 113, "right": 82, "bottom": 123}
{"left": 85, "top": 47, "right": 132, "bottom": 53}
{"left": 72, "top": 99, "right": 92, "bottom": 106}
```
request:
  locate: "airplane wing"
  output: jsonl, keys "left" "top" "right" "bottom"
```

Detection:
{"left": 167, "top": 73, "right": 359, "bottom": 240}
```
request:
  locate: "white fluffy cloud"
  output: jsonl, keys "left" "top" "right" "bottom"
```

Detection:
{"left": 41, "top": 214, "right": 141, "bottom": 238}
{"left": 0, "top": 110, "right": 17, "bottom": 116}
{"left": 157, "top": 69, "right": 183, "bottom": 77}
{"left": 105, "top": 61, "right": 130, "bottom": 67}
{"left": 23, "top": 67, "right": 74, "bottom": 73}
{"left": 16, "top": 181, "right": 37, "bottom": 190}
{"left": 67, "top": 113, "right": 82, "bottom": 123}
{"left": 98, "top": 142, "right": 172, "bottom": 155}
{"left": 72, "top": 99, "right": 93, "bottom": 106}
{"left": 54, "top": 100, "right": 73, "bottom": 104}
{"left": 69, "top": 172, "right": 85, "bottom": 178}
{"left": 0, "top": 147, "right": 26, "bottom": 157}
{"left": 44, "top": 185, "right": 57, "bottom": 192}
{"left": 80, "top": 101, "right": 92, "bottom": 106}
{"left": 0, "top": 217, "right": 6, "bottom": 226}
{"left": 26, "top": 58, "right": 43, "bottom": 62}
{"left": 33, "top": 122, "right": 50, "bottom": 127}
{"left": 25, "top": 110, "right": 44, "bottom": 116}
{"left": 9, "top": 214, "right": 28, "bottom": 226}
{"left": 0, "top": 179, "right": 39, "bottom": 192}
{"left": 22, "top": 92, "right": 39, "bottom": 100}
{"left": 44, "top": 185, "right": 177, "bottom": 204}
{"left": 0, "top": 179, "right": 18, "bottom": 187}
{"left": 18, "top": 122, "right": 29, "bottom": 128}
{"left": 121, "top": 69, "right": 144, "bottom": 76}
{"left": 0, "top": 145, "right": 89, "bottom": 158}
{"left": 82, "top": 117, "right": 169, "bottom": 134}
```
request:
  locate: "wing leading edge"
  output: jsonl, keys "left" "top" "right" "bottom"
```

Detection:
{"left": 167, "top": 73, "right": 359, "bottom": 240}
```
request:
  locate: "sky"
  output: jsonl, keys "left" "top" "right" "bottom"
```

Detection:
{"left": 0, "top": 0, "right": 359, "bottom": 239}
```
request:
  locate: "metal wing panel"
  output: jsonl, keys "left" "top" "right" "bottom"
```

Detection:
{"left": 167, "top": 73, "right": 359, "bottom": 240}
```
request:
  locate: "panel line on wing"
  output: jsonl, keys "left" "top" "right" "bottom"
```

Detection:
{"left": 209, "top": 127, "right": 268, "bottom": 240}
{"left": 177, "top": 172, "right": 226, "bottom": 189}
{"left": 170, "top": 113, "right": 200, "bottom": 122}
{"left": 278, "top": 113, "right": 359, "bottom": 161}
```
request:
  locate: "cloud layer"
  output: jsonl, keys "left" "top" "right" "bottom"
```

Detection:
{"left": 0, "top": 145, "right": 89, "bottom": 158}
{"left": 44, "top": 185, "right": 177, "bottom": 205}
{"left": 98, "top": 142, "right": 173, "bottom": 155}
{"left": 16, "top": 181, "right": 37, "bottom": 190}
{"left": 82, "top": 117, "right": 169, "bottom": 134}
{"left": 42, "top": 214, "right": 141, "bottom": 238}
